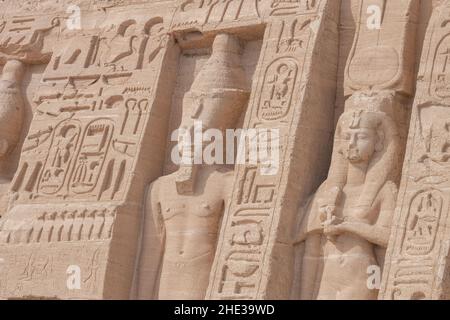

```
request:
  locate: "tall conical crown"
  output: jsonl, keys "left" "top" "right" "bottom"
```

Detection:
{"left": 190, "top": 33, "right": 249, "bottom": 93}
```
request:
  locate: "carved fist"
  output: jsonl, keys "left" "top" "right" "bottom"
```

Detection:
{"left": 323, "top": 223, "right": 344, "bottom": 238}
{"left": 319, "top": 204, "right": 336, "bottom": 224}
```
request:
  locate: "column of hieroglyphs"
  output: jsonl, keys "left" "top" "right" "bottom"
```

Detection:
{"left": 381, "top": 0, "right": 450, "bottom": 300}
{"left": 202, "top": 0, "right": 341, "bottom": 300}
{"left": 293, "top": 0, "right": 419, "bottom": 300}
{"left": 0, "top": 0, "right": 181, "bottom": 299}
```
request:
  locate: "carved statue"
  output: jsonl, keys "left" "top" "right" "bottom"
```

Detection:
{"left": 136, "top": 33, "right": 250, "bottom": 299}
{"left": 0, "top": 60, "right": 24, "bottom": 165}
{"left": 295, "top": 93, "right": 401, "bottom": 300}
{"left": 0, "top": 60, "right": 25, "bottom": 216}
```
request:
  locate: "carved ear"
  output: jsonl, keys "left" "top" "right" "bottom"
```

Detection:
{"left": 0, "top": 139, "right": 9, "bottom": 157}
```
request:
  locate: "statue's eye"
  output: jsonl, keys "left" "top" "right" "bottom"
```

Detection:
{"left": 357, "top": 133, "right": 369, "bottom": 140}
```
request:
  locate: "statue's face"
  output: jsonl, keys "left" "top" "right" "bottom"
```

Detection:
{"left": 342, "top": 127, "right": 378, "bottom": 163}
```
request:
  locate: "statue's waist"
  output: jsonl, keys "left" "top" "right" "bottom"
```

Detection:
{"left": 323, "top": 235, "right": 376, "bottom": 254}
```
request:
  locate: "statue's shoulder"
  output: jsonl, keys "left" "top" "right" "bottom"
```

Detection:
{"left": 0, "top": 80, "right": 17, "bottom": 91}
{"left": 210, "top": 167, "right": 235, "bottom": 189}
{"left": 213, "top": 167, "right": 234, "bottom": 177}
{"left": 147, "top": 175, "right": 166, "bottom": 198}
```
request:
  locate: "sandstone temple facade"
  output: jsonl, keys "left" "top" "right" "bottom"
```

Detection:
{"left": 0, "top": 0, "right": 449, "bottom": 300}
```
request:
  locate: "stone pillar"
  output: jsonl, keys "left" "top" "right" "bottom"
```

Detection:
{"left": 290, "top": 0, "right": 419, "bottom": 300}
{"left": 381, "top": 0, "right": 450, "bottom": 300}
{"left": 206, "top": 0, "right": 341, "bottom": 300}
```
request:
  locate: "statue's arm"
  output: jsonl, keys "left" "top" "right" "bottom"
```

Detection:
{"left": 371, "top": 181, "right": 398, "bottom": 248}
{"left": 331, "top": 182, "right": 397, "bottom": 248}
{"left": 135, "top": 181, "right": 165, "bottom": 299}
{"left": 294, "top": 181, "right": 332, "bottom": 245}
{"left": 295, "top": 215, "right": 309, "bottom": 244}
{"left": 336, "top": 218, "right": 391, "bottom": 248}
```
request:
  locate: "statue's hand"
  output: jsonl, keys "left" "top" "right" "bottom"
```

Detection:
{"left": 323, "top": 223, "right": 345, "bottom": 237}
{"left": 319, "top": 204, "right": 336, "bottom": 223}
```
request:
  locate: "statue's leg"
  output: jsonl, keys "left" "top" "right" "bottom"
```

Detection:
{"left": 300, "top": 233, "right": 322, "bottom": 300}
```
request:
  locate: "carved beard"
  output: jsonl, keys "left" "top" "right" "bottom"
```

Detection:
{"left": 175, "top": 164, "right": 198, "bottom": 195}
{"left": 174, "top": 137, "right": 196, "bottom": 195}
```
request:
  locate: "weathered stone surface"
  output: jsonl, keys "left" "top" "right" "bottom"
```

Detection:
{"left": 381, "top": 0, "right": 450, "bottom": 300}
{"left": 0, "top": 0, "right": 448, "bottom": 300}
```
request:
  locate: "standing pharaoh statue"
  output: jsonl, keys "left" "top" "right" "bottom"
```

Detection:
{"left": 0, "top": 60, "right": 25, "bottom": 216}
{"left": 295, "top": 92, "right": 401, "bottom": 300}
{"left": 0, "top": 60, "right": 24, "bottom": 172}
{"left": 136, "top": 33, "right": 250, "bottom": 299}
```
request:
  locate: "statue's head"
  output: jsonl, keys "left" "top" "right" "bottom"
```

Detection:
{"left": 179, "top": 33, "right": 248, "bottom": 135}
{"left": 336, "top": 91, "right": 400, "bottom": 168}
{"left": 173, "top": 33, "right": 249, "bottom": 194}
{"left": 339, "top": 110, "right": 386, "bottom": 164}
{"left": 326, "top": 91, "right": 401, "bottom": 212}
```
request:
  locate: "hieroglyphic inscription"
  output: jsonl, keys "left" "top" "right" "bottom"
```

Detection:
{"left": 381, "top": 2, "right": 450, "bottom": 300}
{"left": 0, "top": 209, "right": 116, "bottom": 244}
{"left": 206, "top": 0, "right": 337, "bottom": 299}
{"left": 172, "top": 0, "right": 262, "bottom": 30}
{"left": 0, "top": 15, "right": 60, "bottom": 63}
{"left": 0, "top": 244, "right": 108, "bottom": 298}
{"left": 269, "top": 0, "right": 319, "bottom": 16}
{"left": 10, "top": 17, "right": 169, "bottom": 203}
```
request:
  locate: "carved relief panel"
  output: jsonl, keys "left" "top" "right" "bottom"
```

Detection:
{"left": 0, "top": 14, "right": 60, "bottom": 64}
{"left": 0, "top": 12, "right": 63, "bottom": 218}
{"left": 0, "top": 2, "right": 179, "bottom": 300}
{"left": 10, "top": 15, "right": 169, "bottom": 204}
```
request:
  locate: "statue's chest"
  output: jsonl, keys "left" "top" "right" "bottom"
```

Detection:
{"left": 159, "top": 187, "right": 223, "bottom": 221}
{"left": 338, "top": 186, "right": 367, "bottom": 215}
